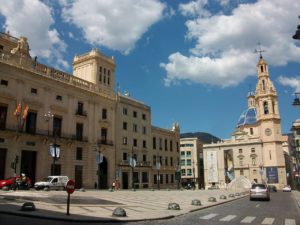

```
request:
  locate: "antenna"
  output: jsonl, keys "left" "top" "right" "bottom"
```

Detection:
{"left": 254, "top": 42, "right": 266, "bottom": 59}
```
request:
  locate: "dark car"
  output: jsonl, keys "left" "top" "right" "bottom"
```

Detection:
{"left": 268, "top": 185, "right": 277, "bottom": 192}
{"left": 0, "top": 176, "right": 32, "bottom": 190}
{"left": 250, "top": 183, "right": 270, "bottom": 201}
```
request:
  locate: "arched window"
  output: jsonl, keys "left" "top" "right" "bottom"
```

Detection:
{"left": 263, "top": 101, "right": 269, "bottom": 114}
{"left": 272, "top": 101, "right": 275, "bottom": 114}
{"left": 261, "top": 65, "right": 264, "bottom": 73}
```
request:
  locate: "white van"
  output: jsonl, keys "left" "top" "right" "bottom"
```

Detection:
{"left": 34, "top": 176, "right": 69, "bottom": 190}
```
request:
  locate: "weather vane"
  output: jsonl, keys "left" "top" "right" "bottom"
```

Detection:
{"left": 254, "top": 42, "right": 266, "bottom": 59}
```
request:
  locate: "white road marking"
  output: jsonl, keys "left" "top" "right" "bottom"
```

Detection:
{"left": 255, "top": 204, "right": 260, "bottom": 208}
{"left": 219, "top": 215, "right": 237, "bottom": 221}
{"left": 261, "top": 217, "right": 275, "bottom": 224}
{"left": 200, "top": 213, "right": 218, "bottom": 220}
{"left": 241, "top": 216, "right": 256, "bottom": 223}
{"left": 285, "top": 219, "right": 296, "bottom": 225}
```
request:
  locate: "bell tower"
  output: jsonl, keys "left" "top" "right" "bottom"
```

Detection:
{"left": 254, "top": 54, "right": 285, "bottom": 185}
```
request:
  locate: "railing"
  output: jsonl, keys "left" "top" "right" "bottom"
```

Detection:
{"left": 0, "top": 52, "right": 115, "bottom": 98}
{"left": 75, "top": 110, "right": 87, "bottom": 116}
{"left": 97, "top": 139, "right": 113, "bottom": 146}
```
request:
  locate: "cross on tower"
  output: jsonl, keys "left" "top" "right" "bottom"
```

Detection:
{"left": 254, "top": 42, "right": 266, "bottom": 59}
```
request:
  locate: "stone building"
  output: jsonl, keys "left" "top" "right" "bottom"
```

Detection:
{"left": 0, "top": 31, "right": 180, "bottom": 189}
{"left": 203, "top": 55, "right": 287, "bottom": 189}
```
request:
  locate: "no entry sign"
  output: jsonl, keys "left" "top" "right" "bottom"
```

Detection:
{"left": 66, "top": 179, "right": 75, "bottom": 194}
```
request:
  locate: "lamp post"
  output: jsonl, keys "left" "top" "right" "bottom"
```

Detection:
{"left": 156, "top": 154, "right": 161, "bottom": 190}
{"left": 95, "top": 146, "right": 103, "bottom": 189}
{"left": 192, "top": 160, "right": 196, "bottom": 189}
{"left": 44, "top": 111, "right": 54, "bottom": 136}
{"left": 130, "top": 146, "right": 136, "bottom": 191}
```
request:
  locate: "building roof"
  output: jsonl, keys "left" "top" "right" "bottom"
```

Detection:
{"left": 237, "top": 107, "right": 257, "bottom": 127}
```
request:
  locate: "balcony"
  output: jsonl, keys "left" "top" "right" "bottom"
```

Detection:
{"left": 72, "top": 135, "right": 88, "bottom": 142}
{"left": 75, "top": 110, "right": 87, "bottom": 117}
{"left": 97, "top": 139, "right": 113, "bottom": 146}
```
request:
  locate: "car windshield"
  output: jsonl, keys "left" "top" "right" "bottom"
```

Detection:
{"left": 43, "top": 177, "right": 53, "bottom": 182}
{"left": 251, "top": 184, "right": 267, "bottom": 189}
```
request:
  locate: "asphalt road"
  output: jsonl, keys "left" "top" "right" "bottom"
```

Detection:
{"left": 0, "top": 192, "right": 299, "bottom": 225}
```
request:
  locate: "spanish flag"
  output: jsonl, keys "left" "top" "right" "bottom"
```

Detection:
{"left": 13, "top": 103, "right": 21, "bottom": 117}
{"left": 22, "top": 105, "right": 29, "bottom": 120}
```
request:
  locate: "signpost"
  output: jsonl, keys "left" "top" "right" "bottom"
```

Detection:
{"left": 66, "top": 179, "right": 75, "bottom": 215}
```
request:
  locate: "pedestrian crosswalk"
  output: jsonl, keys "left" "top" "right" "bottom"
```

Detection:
{"left": 199, "top": 213, "right": 296, "bottom": 224}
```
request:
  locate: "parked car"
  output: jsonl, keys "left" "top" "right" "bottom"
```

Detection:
{"left": 283, "top": 185, "right": 292, "bottom": 192}
{"left": 250, "top": 183, "right": 270, "bottom": 201}
{"left": 0, "top": 175, "right": 32, "bottom": 190}
{"left": 268, "top": 185, "right": 277, "bottom": 192}
{"left": 34, "top": 176, "right": 69, "bottom": 190}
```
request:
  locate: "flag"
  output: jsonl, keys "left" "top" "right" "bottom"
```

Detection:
{"left": 13, "top": 103, "right": 21, "bottom": 117}
{"left": 22, "top": 105, "right": 29, "bottom": 120}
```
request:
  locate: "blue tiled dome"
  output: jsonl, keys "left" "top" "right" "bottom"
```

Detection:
{"left": 237, "top": 107, "right": 257, "bottom": 127}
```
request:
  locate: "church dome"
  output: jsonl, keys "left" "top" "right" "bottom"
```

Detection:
{"left": 237, "top": 107, "right": 257, "bottom": 127}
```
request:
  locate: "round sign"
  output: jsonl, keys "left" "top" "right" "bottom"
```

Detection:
{"left": 66, "top": 180, "right": 75, "bottom": 194}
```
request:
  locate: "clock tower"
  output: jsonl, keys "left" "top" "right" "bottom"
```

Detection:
{"left": 255, "top": 55, "right": 286, "bottom": 184}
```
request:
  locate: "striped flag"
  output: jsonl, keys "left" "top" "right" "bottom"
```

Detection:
{"left": 13, "top": 103, "right": 21, "bottom": 117}
{"left": 22, "top": 105, "right": 29, "bottom": 120}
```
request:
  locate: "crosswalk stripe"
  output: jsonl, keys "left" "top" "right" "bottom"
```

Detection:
{"left": 262, "top": 217, "right": 275, "bottom": 224}
{"left": 285, "top": 219, "right": 296, "bottom": 225}
{"left": 200, "top": 213, "right": 218, "bottom": 220}
{"left": 241, "top": 216, "right": 256, "bottom": 223}
{"left": 219, "top": 215, "right": 237, "bottom": 221}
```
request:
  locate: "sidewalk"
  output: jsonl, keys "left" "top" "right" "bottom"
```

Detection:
{"left": 0, "top": 188, "right": 247, "bottom": 222}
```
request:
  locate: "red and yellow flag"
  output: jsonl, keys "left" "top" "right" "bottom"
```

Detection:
{"left": 13, "top": 103, "right": 21, "bottom": 117}
{"left": 22, "top": 105, "right": 29, "bottom": 120}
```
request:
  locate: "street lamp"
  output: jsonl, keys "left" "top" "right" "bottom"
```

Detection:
{"left": 156, "top": 154, "right": 161, "bottom": 190}
{"left": 95, "top": 146, "right": 103, "bottom": 189}
{"left": 129, "top": 146, "right": 136, "bottom": 191}
{"left": 44, "top": 111, "right": 53, "bottom": 136}
{"left": 192, "top": 160, "right": 196, "bottom": 189}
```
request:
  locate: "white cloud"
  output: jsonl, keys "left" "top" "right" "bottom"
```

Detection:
{"left": 278, "top": 76, "right": 300, "bottom": 93}
{"left": 0, "top": 0, "right": 68, "bottom": 68}
{"left": 161, "top": 0, "right": 300, "bottom": 87}
{"left": 62, "top": 0, "right": 166, "bottom": 54}
{"left": 178, "top": 0, "right": 211, "bottom": 18}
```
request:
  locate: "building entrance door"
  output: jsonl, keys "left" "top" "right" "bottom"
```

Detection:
{"left": 0, "top": 148, "right": 7, "bottom": 179}
{"left": 99, "top": 157, "right": 107, "bottom": 189}
{"left": 75, "top": 165, "right": 83, "bottom": 189}
{"left": 122, "top": 172, "right": 129, "bottom": 189}
{"left": 21, "top": 150, "right": 36, "bottom": 184}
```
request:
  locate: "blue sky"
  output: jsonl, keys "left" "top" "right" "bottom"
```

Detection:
{"left": 1, "top": 0, "right": 300, "bottom": 139}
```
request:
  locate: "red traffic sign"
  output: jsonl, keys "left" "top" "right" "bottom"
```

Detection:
{"left": 66, "top": 180, "right": 75, "bottom": 194}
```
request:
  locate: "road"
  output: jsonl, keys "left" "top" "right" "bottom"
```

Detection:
{"left": 0, "top": 191, "right": 299, "bottom": 225}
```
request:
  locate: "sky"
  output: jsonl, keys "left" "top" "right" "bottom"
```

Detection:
{"left": 0, "top": 0, "right": 300, "bottom": 139}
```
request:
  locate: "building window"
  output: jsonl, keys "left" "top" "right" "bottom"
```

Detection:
{"left": 123, "top": 122, "right": 127, "bottom": 130}
{"left": 123, "top": 152, "right": 127, "bottom": 160}
{"left": 102, "top": 108, "right": 107, "bottom": 119}
{"left": 99, "top": 66, "right": 102, "bottom": 82}
{"left": 123, "top": 107, "right": 127, "bottom": 115}
{"left": 262, "top": 79, "right": 266, "bottom": 90}
{"left": 251, "top": 157, "right": 256, "bottom": 166}
{"left": 170, "top": 140, "right": 173, "bottom": 152}
{"left": 250, "top": 128, "right": 253, "bottom": 135}
{"left": 176, "top": 142, "right": 179, "bottom": 152}
{"left": 153, "top": 155, "right": 156, "bottom": 166}
{"left": 171, "top": 174, "right": 174, "bottom": 183}
{"left": 133, "top": 139, "right": 137, "bottom": 147}
{"left": 181, "top": 159, "right": 185, "bottom": 166}
{"left": 101, "top": 128, "right": 107, "bottom": 143}
{"left": 263, "top": 101, "right": 269, "bottom": 114}
{"left": 76, "top": 147, "right": 83, "bottom": 160}
{"left": 31, "top": 88, "right": 37, "bottom": 94}
{"left": 142, "top": 172, "right": 148, "bottom": 183}
{"left": 53, "top": 117, "right": 62, "bottom": 137}
{"left": 0, "top": 79, "right": 8, "bottom": 86}
{"left": 143, "top": 140, "right": 147, "bottom": 148}
{"left": 186, "top": 159, "right": 191, "bottom": 166}
{"left": 142, "top": 126, "right": 146, "bottom": 134}
{"left": 133, "top": 111, "right": 137, "bottom": 118}
{"left": 170, "top": 157, "right": 173, "bottom": 166}
{"left": 186, "top": 151, "right": 191, "bottom": 158}
{"left": 77, "top": 102, "right": 84, "bottom": 115}
{"left": 142, "top": 113, "right": 146, "bottom": 120}
{"left": 239, "top": 149, "right": 243, "bottom": 154}
{"left": 240, "top": 170, "right": 244, "bottom": 175}
{"left": 239, "top": 160, "right": 243, "bottom": 166}
{"left": 159, "top": 138, "right": 162, "bottom": 150}
{"left": 153, "top": 137, "right": 156, "bottom": 149}
{"left": 143, "top": 154, "right": 147, "bottom": 162}
{"left": 166, "top": 174, "right": 169, "bottom": 184}
{"left": 25, "top": 111, "right": 37, "bottom": 134}
{"left": 0, "top": 105, "right": 7, "bottom": 130}
{"left": 56, "top": 95, "right": 62, "bottom": 101}
{"left": 187, "top": 169, "right": 192, "bottom": 176}
{"left": 251, "top": 148, "right": 255, "bottom": 153}
{"left": 133, "top": 124, "right": 138, "bottom": 132}
{"left": 165, "top": 157, "right": 168, "bottom": 166}
{"left": 123, "top": 137, "right": 127, "bottom": 145}
{"left": 154, "top": 174, "right": 157, "bottom": 184}
{"left": 164, "top": 139, "right": 168, "bottom": 151}
{"left": 76, "top": 123, "right": 83, "bottom": 140}
{"left": 180, "top": 151, "right": 185, "bottom": 157}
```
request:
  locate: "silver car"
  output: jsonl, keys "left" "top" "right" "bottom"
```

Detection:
{"left": 250, "top": 183, "right": 270, "bottom": 201}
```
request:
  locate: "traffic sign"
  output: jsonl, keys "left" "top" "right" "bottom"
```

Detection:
{"left": 66, "top": 179, "right": 75, "bottom": 194}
